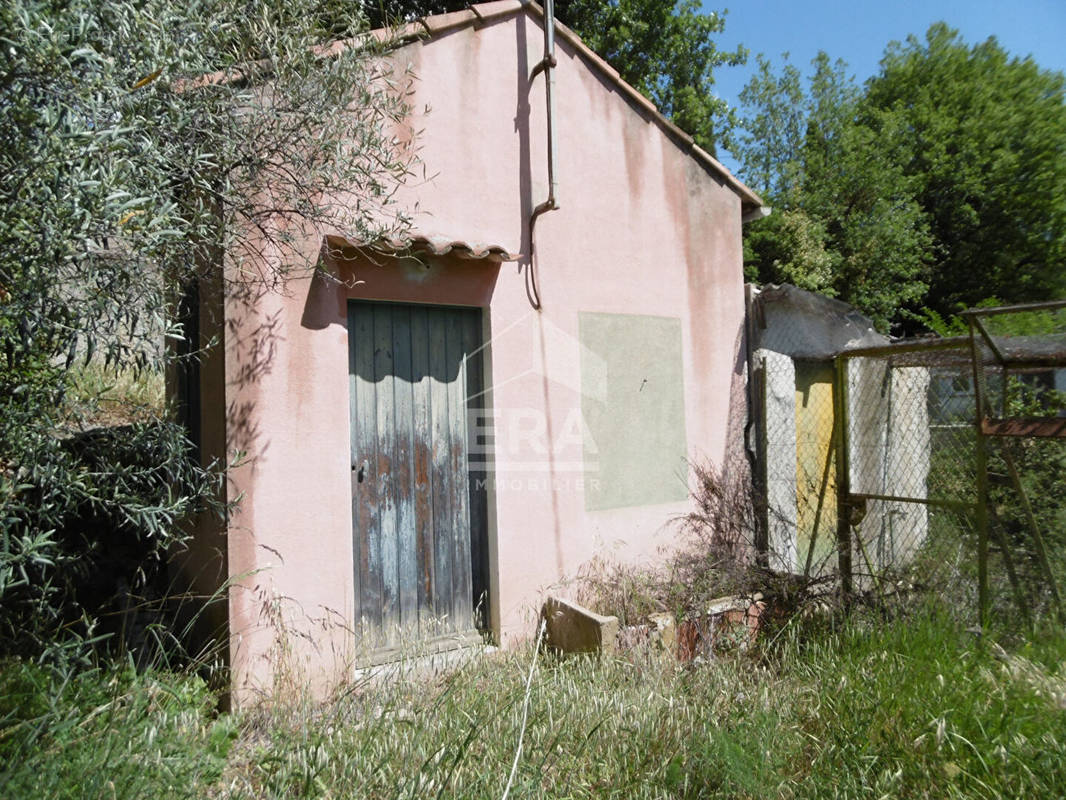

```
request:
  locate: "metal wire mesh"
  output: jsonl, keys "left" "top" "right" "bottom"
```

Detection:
{"left": 757, "top": 352, "right": 841, "bottom": 580}
{"left": 842, "top": 346, "right": 979, "bottom": 614}
{"left": 757, "top": 314, "right": 1065, "bottom": 629}
{"left": 983, "top": 437, "right": 1066, "bottom": 628}
{"left": 967, "top": 302, "right": 1066, "bottom": 629}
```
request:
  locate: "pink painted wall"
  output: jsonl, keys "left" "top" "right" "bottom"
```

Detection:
{"left": 219, "top": 7, "right": 750, "bottom": 704}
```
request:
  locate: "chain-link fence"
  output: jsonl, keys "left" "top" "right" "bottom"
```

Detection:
{"left": 756, "top": 353, "right": 840, "bottom": 580}
{"left": 754, "top": 299, "right": 1066, "bottom": 631}
{"left": 840, "top": 340, "right": 980, "bottom": 611}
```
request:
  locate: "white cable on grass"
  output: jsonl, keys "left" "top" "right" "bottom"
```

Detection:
{"left": 501, "top": 617, "right": 547, "bottom": 800}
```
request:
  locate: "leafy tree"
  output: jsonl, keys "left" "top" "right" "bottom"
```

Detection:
{"left": 736, "top": 53, "right": 930, "bottom": 330}
{"left": 732, "top": 54, "right": 805, "bottom": 204}
{"left": 0, "top": 0, "right": 411, "bottom": 658}
{"left": 736, "top": 25, "right": 1066, "bottom": 332}
{"left": 369, "top": 0, "right": 746, "bottom": 155}
{"left": 742, "top": 209, "right": 836, "bottom": 295}
{"left": 863, "top": 23, "right": 1066, "bottom": 318}
{"left": 551, "top": 0, "right": 746, "bottom": 155}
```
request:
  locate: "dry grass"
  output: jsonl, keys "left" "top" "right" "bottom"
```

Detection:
{"left": 4, "top": 605, "right": 1066, "bottom": 799}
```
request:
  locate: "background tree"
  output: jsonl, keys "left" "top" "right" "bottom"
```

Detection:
{"left": 732, "top": 54, "right": 805, "bottom": 204}
{"left": 863, "top": 23, "right": 1066, "bottom": 319}
{"left": 735, "top": 25, "right": 1066, "bottom": 332}
{"left": 0, "top": 0, "right": 411, "bottom": 658}
{"left": 369, "top": 0, "right": 746, "bottom": 156}
{"left": 735, "top": 53, "right": 930, "bottom": 330}
{"left": 550, "top": 0, "right": 746, "bottom": 154}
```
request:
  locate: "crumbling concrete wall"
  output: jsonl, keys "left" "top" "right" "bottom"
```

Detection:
{"left": 757, "top": 349, "right": 799, "bottom": 572}
{"left": 752, "top": 284, "right": 931, "bottom": 578}
{"left": 753, "top": 284, "right": 887, "bottom": 360}
{"left": 882, "top": 366, "right": 931, "bottom": 563}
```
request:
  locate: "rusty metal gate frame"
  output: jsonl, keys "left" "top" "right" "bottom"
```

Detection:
{"left": 833, "top": 337, "right": 977, "bottom": 605}
{"left": 962, "top": 299, "right": 1066, "bottom": 629}
{"left": 825, "top": 300, "right": 1066, "bottom": 629}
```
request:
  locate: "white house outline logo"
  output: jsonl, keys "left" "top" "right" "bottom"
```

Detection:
{"left": 464, "top": 310, "right": 604, "bottom": 473}
{"left": 465, "top": 310, "right": 606, "bottom": 404}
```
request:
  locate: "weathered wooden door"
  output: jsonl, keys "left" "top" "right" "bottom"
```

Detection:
{"left": 348, "top": 301, "right": 487, "bottom": 653}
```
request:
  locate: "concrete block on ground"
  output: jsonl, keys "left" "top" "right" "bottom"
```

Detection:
{"left": 542, "top": 596, "right": 619, "bottom": 656}
{"left": 617, "top": 611, "right": 679, "bottom": 657}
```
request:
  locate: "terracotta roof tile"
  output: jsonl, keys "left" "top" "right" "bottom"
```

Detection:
{"left": 326, "top": 233, "right": 520, "bottom": 262}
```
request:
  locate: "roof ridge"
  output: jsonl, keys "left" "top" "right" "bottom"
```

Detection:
{"left": 188, "top": 1, "right": 765, "bottom": 212}
{"left": 385, "top": 1, "right": 764, "bottom": 211}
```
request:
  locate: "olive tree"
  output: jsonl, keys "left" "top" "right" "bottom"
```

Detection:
{"left": 0, "top": 0, "right": 412, "bottom": 657}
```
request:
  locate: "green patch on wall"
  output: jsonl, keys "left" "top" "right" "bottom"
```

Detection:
{"left": 579, "top": 312, "right": 688, "bottom": 511}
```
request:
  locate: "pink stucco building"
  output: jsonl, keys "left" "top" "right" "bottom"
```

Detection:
{"left": 179, "top": 0, "right": 765, "bottom": 704}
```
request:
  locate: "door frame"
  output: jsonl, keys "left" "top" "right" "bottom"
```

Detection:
{"left": 346, "top": 298, "right": 496, "bottom": 654}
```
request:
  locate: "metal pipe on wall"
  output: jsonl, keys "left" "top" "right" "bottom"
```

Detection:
{"left": 530, "top": 0, "right": 558, "bottom": 216}
{"left": 526, "top": 0, "right": 559, "bottom": 309}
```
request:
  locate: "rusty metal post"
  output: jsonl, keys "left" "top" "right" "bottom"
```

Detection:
{"left": 968, "top": 316, "right": 991, "bottom": 630}
{"left": 834, "top": 354, "right": 853, "bottom": 606}
{"left": 985, "top": 505, "right": 1032, "bottom": 631}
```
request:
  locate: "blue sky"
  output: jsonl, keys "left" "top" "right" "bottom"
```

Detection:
{"left": 708, "top": 0, "right": 1066, "bottom": 169}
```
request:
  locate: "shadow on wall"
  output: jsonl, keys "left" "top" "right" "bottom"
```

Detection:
{"left": 299, "top": 264, "right": 341, "bottom": 332}
{"left": 223, "top": 275, "right": 289, "bottom": 464}
{"left": 708, "top": 321, "right": 757, "bottom": 564}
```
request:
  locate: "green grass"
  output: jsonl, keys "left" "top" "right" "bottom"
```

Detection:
{"left": 3, "top": 609, "right": 1065, "bottom": 799}
{"left": 64, "top": 362, "right": 165, "bottom": 427}
{"left": 0, "top": 660, "right": 233, "bottom": 800}
{"left": 777, "top": 612, "right": 1066, "bottom": 798}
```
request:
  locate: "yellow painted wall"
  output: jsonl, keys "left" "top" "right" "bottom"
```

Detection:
{"left": 794, "top": 361, "right": 837, "bottom": 576}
